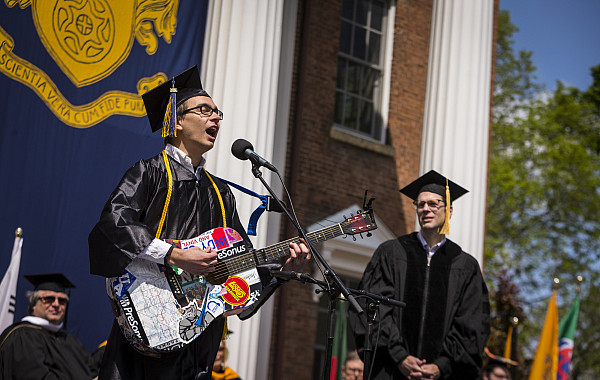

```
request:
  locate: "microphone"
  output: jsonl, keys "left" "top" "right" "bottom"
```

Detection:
{"left": 231, "top": 139, "right": 277, "bottom": 172}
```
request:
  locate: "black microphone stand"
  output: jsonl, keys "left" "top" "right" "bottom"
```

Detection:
{"left": 250, "top": 163, "right": 365, "bottom": 380}
{"left": 270, "top": 271, "right": 405, "bottom": 380}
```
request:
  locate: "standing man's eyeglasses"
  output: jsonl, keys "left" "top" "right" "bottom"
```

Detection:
{"left": 413, "top": 200, "right": 446, "bottom": 211}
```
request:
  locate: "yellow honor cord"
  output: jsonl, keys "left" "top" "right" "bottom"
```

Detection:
{"left": 203, "top": 168, "right": 229, "bottom": 340}
{"left": 439, "top": 178, "right": 451, "bottom": 235}
{"left": 156, "top": 150, "right": 173, "bottom": 239}
{"left": 203, "top": 169, "right": 227, "bottom": 228}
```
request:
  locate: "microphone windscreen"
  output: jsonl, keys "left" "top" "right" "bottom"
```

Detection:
{"left": 231, "top": 139, "right": 254, "bottom": 160}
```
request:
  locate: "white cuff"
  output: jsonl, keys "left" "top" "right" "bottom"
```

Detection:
{"left": 139, "top": 238, "right": 173, "bottom": 264}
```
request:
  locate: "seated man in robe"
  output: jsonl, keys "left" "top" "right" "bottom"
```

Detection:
{"left": 0, "top": 273, "right": 96, "bottom": 379}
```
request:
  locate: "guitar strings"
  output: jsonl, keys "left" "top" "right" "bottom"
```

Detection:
{"left": 205, "top": 222, "right": 348, "bottom": 280}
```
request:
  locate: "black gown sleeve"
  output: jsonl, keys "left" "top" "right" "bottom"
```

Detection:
{"left": 434, "top": 258, "right": 490, "bottom": 379}
{"left": 89, "top": 159, "right": 156, "bottom": 277}
{"left": 348, "top": 240, "right": 410, "bottom": 368}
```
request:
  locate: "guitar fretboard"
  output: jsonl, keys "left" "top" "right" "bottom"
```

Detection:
{"left": 223, "top": 222, "right": 345, "bottom": 275}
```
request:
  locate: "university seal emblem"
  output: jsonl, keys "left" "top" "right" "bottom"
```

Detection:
{"left": 1, "top": 0, "right": 181, "bottom": 128}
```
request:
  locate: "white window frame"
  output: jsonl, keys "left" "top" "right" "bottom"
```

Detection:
{"left": 333, "top": 0, "right": 396, "bottom": 145}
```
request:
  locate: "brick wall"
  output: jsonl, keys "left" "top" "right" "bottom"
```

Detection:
{"left": 268, "top": 1, "right": 433, "bottom": 378}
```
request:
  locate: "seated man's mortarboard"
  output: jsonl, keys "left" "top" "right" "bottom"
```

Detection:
{"left": 142, "top": 65, "right": 211, "bottom": 137}
{"left": 399, "top": 170, "right": 469, "bottom": 234}
{"left": 24, "top": 273, "right": 76, "bottom": 293}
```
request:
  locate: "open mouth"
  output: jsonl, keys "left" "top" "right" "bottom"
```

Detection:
{"left": 206, "top": 126, "right": 218, "bottom": 139}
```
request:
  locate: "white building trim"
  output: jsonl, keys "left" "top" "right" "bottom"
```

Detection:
{"left": 420, "top": 0, "right": 494, "bottom": 264}
{"left": 201, "top": 1, "right": 298, "bottom": 379}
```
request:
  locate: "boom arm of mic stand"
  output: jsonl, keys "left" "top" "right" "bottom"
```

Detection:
{"left": 251, "top": 164, "right": 373, "bottom": 380}
{"left": 250, "top": 164, "right": 364, "bottom": 316}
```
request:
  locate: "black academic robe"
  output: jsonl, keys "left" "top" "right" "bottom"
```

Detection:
{"left": 88, "top": 152, "right": 282, "bottom": 380}
{"left": 349, "top": 233, "right": 490, "bottom": 380}
{"left": 0, "top": 321, "right": 94, "bottom": 380}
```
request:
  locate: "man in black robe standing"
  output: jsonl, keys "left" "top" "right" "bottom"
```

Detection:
{"left": 88, "top": 66, "right": 310, "bottom": 380}
{"left": 349, "top": 170, "right": 490, "bottom": 380}
{"left": 0, "top": 273, "right": 96, "bottom": 379}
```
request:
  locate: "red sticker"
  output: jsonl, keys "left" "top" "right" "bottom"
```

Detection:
{"left": 211, "top": 228, "right": 229, "bottom": 250}
{"left": 222, "top": 276, "right": 250, "bottom": 306}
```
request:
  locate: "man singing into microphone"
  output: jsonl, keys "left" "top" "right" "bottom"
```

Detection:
{"left": 88, "top": 66, "right": 310, "bottom": 380}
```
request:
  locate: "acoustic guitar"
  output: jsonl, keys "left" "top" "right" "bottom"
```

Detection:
{"left": 107, "top": 208, "right": 377, "bottom": 355}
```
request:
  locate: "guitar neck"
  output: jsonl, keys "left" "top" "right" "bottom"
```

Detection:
{"left": 223, "top": 223, "right": 344, "bottom": 275}
{"left": 257, "top": 223, "right": 345, "bottom": 264}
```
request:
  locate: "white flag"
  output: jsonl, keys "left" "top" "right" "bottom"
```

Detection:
{"left": 0, "top": 228, "right": 23, "bottom": 332}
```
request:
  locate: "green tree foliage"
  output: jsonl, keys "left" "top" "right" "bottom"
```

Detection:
{"left": 486, "top": 9, "right": 600, "bottom": 379}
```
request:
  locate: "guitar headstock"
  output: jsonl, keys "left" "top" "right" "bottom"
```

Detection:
{"left": 341, "top": 208, "right": 377, "bottom": 236}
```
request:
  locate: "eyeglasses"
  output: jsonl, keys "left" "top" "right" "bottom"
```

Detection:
{"left": 413, "top": 200, "right": 446, "bottom": 211}
{"left": 39, "top": 296, "right": 68, "bottom": 305}
{"left": 182, "top": 104, "right": 224, "bottom": 119}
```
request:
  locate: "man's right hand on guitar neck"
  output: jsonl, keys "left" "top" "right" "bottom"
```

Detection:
{"left": 165, "top": 246, "right": 218, "bottom": 275}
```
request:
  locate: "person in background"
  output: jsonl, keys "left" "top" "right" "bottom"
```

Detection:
{"left": 212, "top": 340, "right": 241, "bottom": 380}
{"left": 481, "top": 361, "right": 511, "bottom": 380}
{"left": 341, "top": 351, "right": 364, "bottom": 380}
{"left": 349, "top": 170, "right": 490, "bottom": 380}
{"left": 0, "top": 273, "right": 96, "bottom": 379}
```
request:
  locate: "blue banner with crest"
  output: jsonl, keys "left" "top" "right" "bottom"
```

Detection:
{"left": 0, "top": 0, "right": 208, "bottom": 351}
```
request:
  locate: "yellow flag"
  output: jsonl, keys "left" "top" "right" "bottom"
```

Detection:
{"left": 503, "top": 324, "right": 513, "bottom": 363}
{"left": 528, "top": 290, "right": 559, "bottom": 380}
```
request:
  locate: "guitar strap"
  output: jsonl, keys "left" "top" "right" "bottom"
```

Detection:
{"left": 216, "top": 177, "right": 266, "bottom": 236}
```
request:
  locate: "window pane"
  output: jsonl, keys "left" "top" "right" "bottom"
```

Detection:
{"left": 368, "top": 32, "right": 381, "bottom": 65}
{"left": 336, "top": 59, "right": 347, "bottom": 89}
{"left": 341, "top": 0, "right": 354, "bottom": 20}
{"left": 334, "top": 91, "right": 345, "bottom": 124}
{"left": 359, "top": 100, "right": 374, "bottom": 135}
{"left": 371, "top": 0, "right": 384, "bottom": 31}
{"left": 347, "top": 61, "right": 361, "bottom": 94}
{"left": 355, "top": 0, "right": 368, "bottom": 26}
{"left": 344, "top": 95, "right": 358, "bottom": 129}
{"left": 353, "top": 26, "right": 366, "bottom": 60}
{"left": 339, "top": 21, "right": 352, "bottom": 55}
{"left": 362, "top": 67, "right": 377, "bottom": 98}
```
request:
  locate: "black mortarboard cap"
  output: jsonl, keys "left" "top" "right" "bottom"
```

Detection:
{"left": 141, "top": 65, "right": 210, "bottom": 136}
{"left": 400, "top": 170, "right": 468, "bottom": 234}
{"left": 399, "top": 170, "right": 468, "bottom": 203}
{"left": 24, "top": 273, "right": 75, "bottom": 293}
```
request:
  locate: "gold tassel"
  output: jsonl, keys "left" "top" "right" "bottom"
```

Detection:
{"left": 162, "top": 80, "right": 177, "bottom": 138}
{"left": 221, "top": 317, "right": 228, "bottom": 340}
{"left": 439, "top": 178, "right": 451, "bottom": 235}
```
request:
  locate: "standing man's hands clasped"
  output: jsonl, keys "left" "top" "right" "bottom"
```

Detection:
{"left": 399, "top": 356, "right": 440, "bottom": 380}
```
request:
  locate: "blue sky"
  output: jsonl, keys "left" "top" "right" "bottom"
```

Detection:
{"left": 500, "top": 0, "right": 600, "bottom": 91}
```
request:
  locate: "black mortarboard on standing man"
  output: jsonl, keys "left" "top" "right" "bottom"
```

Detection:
{"left": 141, "top": 65, "right": 211, "bottom": 137}
{"left": 24, "top": 273, "right": 76, "bottom": 327}
{"left": 399, "top": 170, "right": 469, "bottom": 235}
